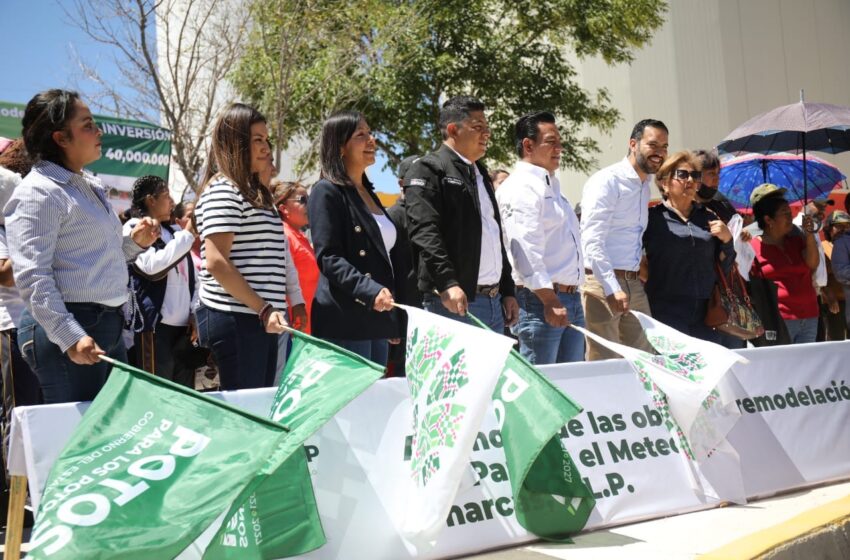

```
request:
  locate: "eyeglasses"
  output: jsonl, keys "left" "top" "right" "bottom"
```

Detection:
{"left": 277, "top": 195, "right": 308, "bottom": 206}
{"left": 672, "top": 169, "right": 702, "bottom": 182}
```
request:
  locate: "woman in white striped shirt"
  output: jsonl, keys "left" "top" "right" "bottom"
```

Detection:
{"left": 5, "top": 90, "right": 158, "bottom": 404}
{"left": 194, "top": 103, "right": 306, "bottom": 389}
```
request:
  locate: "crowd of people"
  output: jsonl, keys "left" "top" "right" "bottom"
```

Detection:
{"left": 0, "top": 88, "right": 849, "bottom": 430}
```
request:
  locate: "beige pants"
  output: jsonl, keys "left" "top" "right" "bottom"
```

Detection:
{"left": 581, "top": 273, "right": 654, "bottom": 361}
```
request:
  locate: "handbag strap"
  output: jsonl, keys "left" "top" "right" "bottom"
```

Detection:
{"left": 715, "top": 259, "right": 754, "bottom": 307}
{"left": 714, "top": 260, "right": 734, "bottom": 296}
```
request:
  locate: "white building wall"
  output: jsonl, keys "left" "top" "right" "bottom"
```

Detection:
{"left": 556, "top": 0, "right": 850, "bottom": 204}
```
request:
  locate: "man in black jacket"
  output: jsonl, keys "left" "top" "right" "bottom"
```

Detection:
{"left": 404, "top": 96, "right": 518, "bottom": 332}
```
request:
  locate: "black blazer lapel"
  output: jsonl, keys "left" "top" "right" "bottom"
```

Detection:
{"left": 342, "top": 185, "right": 392, "bottom": 268}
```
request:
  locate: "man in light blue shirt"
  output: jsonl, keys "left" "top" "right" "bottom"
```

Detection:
{"left": 497, "top": 111, "right": 585, "bottom": 364}
{"left": 580, "top": 119, "right": 668, "bottom": 360}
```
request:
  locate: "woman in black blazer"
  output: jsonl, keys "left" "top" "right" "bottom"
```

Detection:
{"left": 307, "top": 110, "right": 410, "bottom": 364}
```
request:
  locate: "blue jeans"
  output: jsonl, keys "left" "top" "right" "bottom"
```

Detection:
{"left": 325, "top": 338, "right": 390, "bottom": 366}
{"left": 422, "top": 292, "right": 505, "bottom": 333}
{"left": 18, "top": 303, "right": 127, "bottom": 404}
{"left": 784, "top": 317, "right": 818, "bottom": 344}
{"left": 325, "top": 338, "right": 389, "bottom": 366}
{"left": 513, "top": 288, "right": 585, "bottom": 364}
{"left": 195, "top": 304, "right": 278, "bottom": 390}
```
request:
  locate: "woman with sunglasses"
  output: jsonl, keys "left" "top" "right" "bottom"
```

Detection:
{"left": 271, "top": 180, "right": 316, "bottom": 334}
{"left": 307, "top": 110, "right": 410, "bottom": 364}
{"left": 642, "top": 150, "right": 734, "bottom": 342}
{"left": 4, "top": 89, "right": 158, "bottom": 404}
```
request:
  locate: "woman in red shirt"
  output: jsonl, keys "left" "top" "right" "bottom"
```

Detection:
{"left": 750, "top": 184, "right": 819, "bottom": 344}
{"left": 273, "top": 181, "right": 319, "bottom": 333}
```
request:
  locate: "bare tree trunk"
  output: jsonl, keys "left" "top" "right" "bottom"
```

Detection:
{"left": 65, "top": 0, "right": 249, "bottom": 197}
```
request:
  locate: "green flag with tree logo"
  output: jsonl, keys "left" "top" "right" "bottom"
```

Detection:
{"left": 26, "top": 361, "right": 304, "bottom": 560}
{"left": 493, "top": 349, "right": 596, "bottom": 540}
{"left": 462, "top": 312, "right": 595, "bottom": 540}
{"left": 205, "top": 333, "right": 385, "bottom": 559}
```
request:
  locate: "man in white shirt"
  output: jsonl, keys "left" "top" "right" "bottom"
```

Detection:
{"left": 581, "top": 119, "right": 668, "bottom": 360}
{"left": 497, "top": 111, "right": 585, "bottom": 364}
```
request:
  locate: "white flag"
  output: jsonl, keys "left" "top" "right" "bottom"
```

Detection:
{"left": 573, "top": 311, "right": 744, "bottom": 462}
{"left": 398, "top": 305, "right": 515, "bottom": 547}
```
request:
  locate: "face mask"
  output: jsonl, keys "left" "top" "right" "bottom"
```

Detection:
{"left": 697, "top": 184, "right": 716, "bottom": 200}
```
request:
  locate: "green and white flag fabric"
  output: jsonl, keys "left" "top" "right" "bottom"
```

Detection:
{"left": 573, "top": 311, "right": 743, "bottom": 462}
{"left": 206, "top": 334, "right": 386, "bottom": 559}
{"left": 26, "top": 361, "right": 299, "bottom": 560}
{"left": 399, "top": 305, "right": 515, "bottom": 545}
{"left": 493, "top": 349, "right": 596, "bottom": 540}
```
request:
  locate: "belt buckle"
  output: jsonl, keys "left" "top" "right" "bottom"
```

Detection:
{"left": 554, "top": 283, "right": 573, "bottom": 294}
{"left": 479, "top": 284, "right": 499, "bottom": 298}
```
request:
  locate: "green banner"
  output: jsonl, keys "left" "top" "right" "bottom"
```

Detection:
{"left": 26, "top": 361, "right": 301, "bottom": 560}
{"left": 206, "top": 333, "right": 385, "bottom": 559}
{"left": 0, "top": 100, "right": 171, "bottom": 205}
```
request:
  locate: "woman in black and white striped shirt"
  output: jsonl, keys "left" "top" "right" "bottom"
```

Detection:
{"left": 195, "top": 103, "right": 306, "bottom": 389}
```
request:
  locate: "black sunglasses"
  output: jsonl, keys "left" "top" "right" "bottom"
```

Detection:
{"left": 277, "top": 194, "right": 308, "bottom": 206}
{"left": 672, "top": 169, "right": 702, "bottom": 182}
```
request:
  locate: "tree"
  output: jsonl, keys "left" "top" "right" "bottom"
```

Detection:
{"left": 234, "top": 0, "right": 667, "bottom": 174}
{"left": 231, "top": 0, "right": 422, "bottom": 179}
{"left": 66, "top": 0, "right": 250, "bottom": 196}
{"left": 367, "top": 0, "right": 669, "bottom": 171}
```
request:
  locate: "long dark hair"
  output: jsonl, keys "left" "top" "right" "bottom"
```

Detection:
{"left": 201, "top": 103, "right": 273, "bottom": 208}
{"left": 21, "top": 89, "right": 81, "bottom": 166}
{"left": 319, "top": 110, "right": 369, "bottom": 188}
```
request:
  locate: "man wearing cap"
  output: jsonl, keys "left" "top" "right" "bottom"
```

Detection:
{"left": 497, "top": 111, "right": 584, "bottom": 364}
{"left": 405, "top": 96, "right": 518, "bottom": 332}
{"left": 580, "top": 119, "right": 668, "bottom": 360}
{"left": 824, "top": 210, "right": 850, "bottom": 338}
{"left": 792, "top": 198, "right": 837, "bottom": 340}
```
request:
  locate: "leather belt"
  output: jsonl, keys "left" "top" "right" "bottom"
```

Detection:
{"left": 516, "top": 284, "right": 579, "bottom": 294}
{"left": 475, "top": 284, "right": 500, "bottom": 298}
{"left": 584, "top": 268, "right": 640, "bottom": 280}
{"left": 553, "top": 283, "right": 579, "bottom": 294}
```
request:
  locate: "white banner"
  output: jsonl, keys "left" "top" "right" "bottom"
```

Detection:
{"left": 10, "top": 341, "right": 850, "bottom": 559}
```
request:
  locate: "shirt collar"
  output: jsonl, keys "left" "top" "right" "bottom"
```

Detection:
{"left": 34, "top": 160, "right": 102, "bottom": 189}
{"left": 446, "top": 144, "right": 473, "bottom": 165}
{"left": 515, "top": 160, "right": 554, "bottom": 183}
{"left": 618, "top": 156, "right": 654, "bottom": 185}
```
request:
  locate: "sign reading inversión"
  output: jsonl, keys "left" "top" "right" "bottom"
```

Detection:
{"left": 0, "top": 100, "right": 171, "bottom": 210}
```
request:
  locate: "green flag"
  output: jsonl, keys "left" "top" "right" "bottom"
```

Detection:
{"left": 493, "top": 350, "right": 596, "bottom": 540}
{"left": 206, "top": 334, "right": 385, "bottom": 559}
{"left": 26, "top": 361, "right": 298, "bottom": 560}
{"left": 465, "top": 313, "right": 596, "bottom": 540}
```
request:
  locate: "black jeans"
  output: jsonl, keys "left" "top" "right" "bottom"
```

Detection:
{"left": 18, "top": 303, "right": 127, "bottom": 404}
{"left": 648, "top": 296, "right": 721, "bottom": 344}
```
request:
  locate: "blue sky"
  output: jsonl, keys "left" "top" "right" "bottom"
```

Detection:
{"left": 0, "top": 0, "right": 399, "bottom": 192}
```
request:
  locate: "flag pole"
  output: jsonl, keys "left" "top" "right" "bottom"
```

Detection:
{"left": 4, "top": 474, "right": 27, "bottom": 560}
